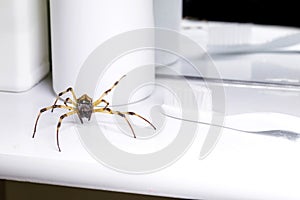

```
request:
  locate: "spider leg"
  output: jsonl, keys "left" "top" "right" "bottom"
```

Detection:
{"left": 33, "top": 105, "right": 74, "bottom": 138}
{"left": 51, "top": 87, "right": 77, "bottom": 112}
{"left": 93, "top": 75, "right": 126, "bottom": 107}
{"left": 94, "top": 108, "right": 136, "bottom": 138}
{"left": 98, "top": 99, "right": 109, "bottom": 109}
{"left": 121, "top": 111, "right": 156, "bottom": 130}
{"left": 64, "top": 97, "right": 76, "bottom": 110}
{"left": 56, "top": 110, "right": 77, "bottom": 152}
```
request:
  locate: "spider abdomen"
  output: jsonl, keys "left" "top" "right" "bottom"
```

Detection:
{"left": 78, "top": 103, "right": 93, "bottom": 119}
{"left": 77, "top": 94, "right": 93, "bottom": 121}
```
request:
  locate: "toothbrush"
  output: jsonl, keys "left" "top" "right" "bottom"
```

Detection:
{"left": 208, "top": 32, "right": 300, "bottom": 54}
{"left": 207, "top": 24, "right": 300, "bottom": 54}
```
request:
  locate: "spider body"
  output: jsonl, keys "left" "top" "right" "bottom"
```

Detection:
{"left": 32, "top": 75, "right": 156, "bottom": 152}
{"left": 77, "top": 94, "right": 93, "bottom": 122}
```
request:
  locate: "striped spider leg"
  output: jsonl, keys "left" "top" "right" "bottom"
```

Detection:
{"left": 93, "top": 107, "right": 156, "bottom": 138}
{"left": 32, "top": 104, "right": 77, "bottom": 152}
{"left": 51, "top": 87, "right": 77, "bottom": 112}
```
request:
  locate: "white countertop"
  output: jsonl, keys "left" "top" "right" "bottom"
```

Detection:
{"left": 1, "top": 72, "right": 300, "bottom": 199}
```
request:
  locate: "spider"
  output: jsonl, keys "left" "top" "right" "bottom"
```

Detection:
{"left": 32, "top": 75, "right": 156, "bottom": 152}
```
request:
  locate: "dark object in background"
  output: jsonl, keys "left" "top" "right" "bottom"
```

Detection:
{"left": 183, "top": 0, "right": 299, "bottom": 27}
{"left": 0, "top": 180, "right": 4, "bottom": 200}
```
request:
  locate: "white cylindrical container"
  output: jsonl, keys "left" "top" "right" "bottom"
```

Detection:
{"left": 153, "top": 0, "right": 182, "bottom": 66}
{"left": 51, "top": 0, "right": 155, "bottom": 101}
{"left": 0, "top": 0, "right": 50, "bottom": 92}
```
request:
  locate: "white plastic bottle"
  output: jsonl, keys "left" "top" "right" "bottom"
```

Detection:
{"left": 0, "top": 0, "right": 50, "bottom": 92}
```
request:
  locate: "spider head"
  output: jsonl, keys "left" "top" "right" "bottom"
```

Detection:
{"left": 77, "top": 94, "right": 93, "bottom": 121}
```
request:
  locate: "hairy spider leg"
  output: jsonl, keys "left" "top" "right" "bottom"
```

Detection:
{"left": 93, "top": 108, "right": 136, "bottom": 138}
{"left": 56, "top": 111, "right": 77, "bottom": 152}
{"left": 51, "top": 87, "right": 77, "bottom": 112}
{"left": 33, "top": 105, "right": 75, "bottom": 138}
{"left": 93, "top": 75, "right": 126, "bottom": 107}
